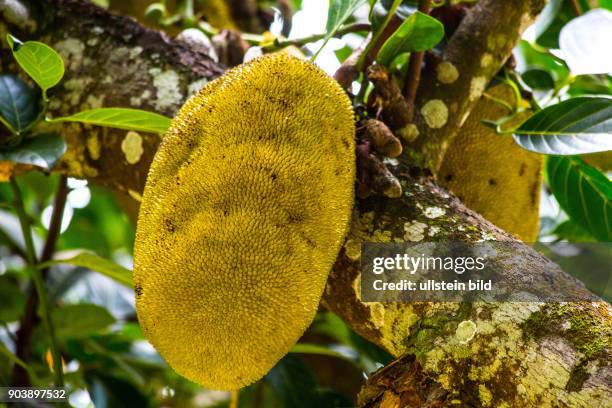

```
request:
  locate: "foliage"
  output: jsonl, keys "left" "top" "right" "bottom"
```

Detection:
{"left": 0, "top": 34, "right": 169, "bottom": 171}
{"left": 546, "top": 156, "right": 611, "bottom": 241}
{"left": 47, "top": 108, "right": 171, "bottom": 135}
{"left": 6, "top": 34, "right": 64, "bottom": 99}
{"left": 513, "top": 97, "right": 612, "bottom": 155}
{"left": 376, "top": 11, "right": 443, "bottom": 66}
{"left": 504, "top": 2, "right": 612, "bottom": 246}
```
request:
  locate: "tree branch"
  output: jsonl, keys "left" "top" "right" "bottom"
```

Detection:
{"left": 322, "top": 163, "right": 611, "bottom": 406}
{"left": 2, "top": 0, "right": 225, "bottom": 196}
{"left": 402, "top": 0, "right": 432, "bottom": 120}
{"left": 405, "top": 0, "right": 546, "bottom": 172}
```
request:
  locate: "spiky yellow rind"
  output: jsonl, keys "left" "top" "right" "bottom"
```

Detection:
{"left": 438, "top": 84, "right": 542, "bottom": 242}
{"left": 134, "top": 54, "right": 355, "bottom": 390}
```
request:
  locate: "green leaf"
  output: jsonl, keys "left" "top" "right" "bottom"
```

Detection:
{"left": 266, "top": 355, "right": 352, "bottom": 407}
{"left": 552, "top": 219, "right": 596, "bottom": 242}
{"left": 326, "top": 0, "right": 367, "bottom": 34}
{"left": 6, "top": 35, "right": 64, "bottom": 96}
{"left": 334, "top": 45, "right": 353, "bottom": 63}
{"left": 0, "top": 133, "right": 66, "bottom": 170}
{"left": 513, "top": 97, "right": 612, "bottom": 155}
{"left": 52, "top": 304, "right": 116, "bottom": 339}
{"left": 376, "top": 11, "right": 444, "bottom": 66}
{"left": 516, "top": 40, "right": 570, "bottom": 83}
{"left": 522, "top": 68, "right": 555, "bottom": 90}
{"left": 313, "top": 0, "right": 367, "bottom": 59}
{"left": 48, "top": 108, "right": 171, "bottom": 134}
{"left": 568, "top": 75, "right": 612, "bottom": 97}
{"left": 40, "top": 252, "right": 133, "bottom": 288}
{"left": 0, "top": 277, "right": 26, "bottom": 322}
{"left": 547, "top": 156, "right": 612, "bottom": 241}
{"left": 289, "top": 343, "right": 354, "bottom": 363}
{"left": 266, "top": 355, "right": 320, "bottom": 408}
{"left": 0, "top": 341, "right": 38, "bottom": 382}
{"left": 311, "top": 311, "right": 392, "bottom": 373}
{"left": 0, "top": 75, "right": 39, "bottom": 133}
{"left": 534, "top": 0, "right": 563, "bottom": 40}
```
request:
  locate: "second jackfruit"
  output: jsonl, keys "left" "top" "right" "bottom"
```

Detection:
{"left": 438, "top": 84, "right": 542, "bottom": 241}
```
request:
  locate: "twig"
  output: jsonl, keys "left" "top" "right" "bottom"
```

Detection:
{"left": 402, "top": 0, "right": 433, "bottom": 120}
{"left": 278, "top": 0, "right": 293, "bottom": 37}
{"left": 40, "top": 176, "right": 68, "bottom": 263}
{"left": 0, "top": 227, "right": 28, "bottom": 260}
{"left": 334, "top": 33, "right": 370, "bottom": 90}
{"left": 569, "top": 0, "right": 582, "bottom": 16}
{"left": 356, "top": 0, "right": 403, "bottom": 71}
{"left": 10, "top": 176, "right": 68, "bottom": 387}
{"left": 9, "top": 179, "right": 37, "bottom": 266}
{"left": 264, "top": 23, "right": 371, "bottom": 53}
{"left": 230, "top": 389, "right": 239, "bottom": 408}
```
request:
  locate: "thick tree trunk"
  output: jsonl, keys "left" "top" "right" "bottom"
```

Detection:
{"left": 1, "top": 1, "right": 610, "bottom": 406}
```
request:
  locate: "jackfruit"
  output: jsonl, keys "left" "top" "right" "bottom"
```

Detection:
{"left": 134, "top": 54, "right": 355, "bottom": 390}
{"left": 437, "top": 84, "right": 542, "bottom": 241}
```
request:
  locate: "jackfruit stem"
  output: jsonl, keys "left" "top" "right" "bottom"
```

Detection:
{"left": 230, "top": 390, "right": 239, "bottom": 408}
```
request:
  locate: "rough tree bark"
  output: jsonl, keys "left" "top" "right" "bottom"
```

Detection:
{"left": 406, "top": 0, "right": 541, "bottom": 172}
{"left": 1, "top": 1, "right": 610, "bottom": 407}
{"left": 1, "top": 0, "right": 225, "bottom": 197}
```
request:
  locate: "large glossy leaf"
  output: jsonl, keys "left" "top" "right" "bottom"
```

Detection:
{"left": 6, "top": 35, "right": 64, "bottom": 95}
{"left": 48, "top": 108, "right": 171, "bottom": 134}
{"left": 40, "top": 252, "right": 133, "bottom": 288}
{"left": 52, "top": 303, "right": 116, "bottom": 339}
{"left": 0, "top": 74, "right": 39, "bottom": 133}
{"left": 547, "top": 156, "right": 612, "bottom": 242}
{"left": 313, "top": 0, "right": 367, "bottom": 58}
{"left": 559, "top": 9, "right": 612, "bottom": 75}
{"left": 513, "top": 97, "right": 612, "bottom": 155}
{"left": 0, "top": 133, "right": 66, "bottom": 170}
{"left": 377, "top": 11, "right": 444, "bottom": 66}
